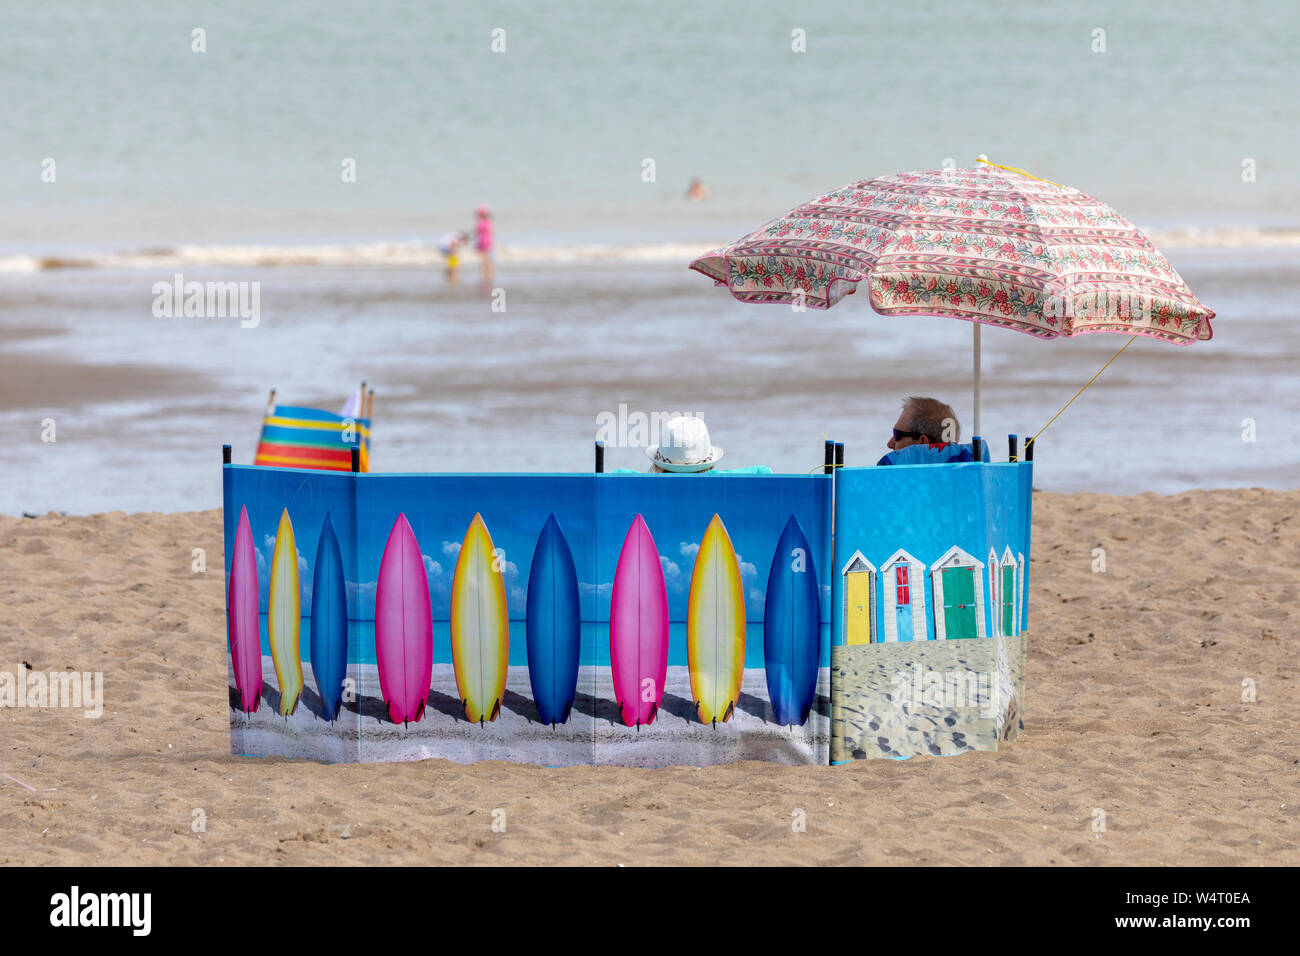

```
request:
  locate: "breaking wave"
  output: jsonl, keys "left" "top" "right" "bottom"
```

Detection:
{"left": 2, "top": 226, "right": 1297, "bottom": 274}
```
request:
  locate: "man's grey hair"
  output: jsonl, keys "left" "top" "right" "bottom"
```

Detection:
{"left": 902, "top": 396, "right": 960, "bottom": 443}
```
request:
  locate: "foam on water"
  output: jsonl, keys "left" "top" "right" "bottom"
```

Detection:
{"left": 3, "top": 227, "right": 1300, "bottom": 275}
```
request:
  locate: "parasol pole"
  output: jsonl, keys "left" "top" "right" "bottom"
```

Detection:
{"left": 971, "top": 153, "right": 990, "bottom": 446}
{"left": 972, "top": 323, "right": 982, "bottom": 441}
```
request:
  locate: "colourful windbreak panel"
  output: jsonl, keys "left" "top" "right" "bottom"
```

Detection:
{"left": 222, "top": 466, "right": 1048, "bottom": 767}
{"left": 255, "top": 404, "right": 371, "bottom": 472}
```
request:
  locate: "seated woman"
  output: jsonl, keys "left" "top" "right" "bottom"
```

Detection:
{"left": 877, "top": 396, "right": 985, "bottom": 465}
{"left": 614, "top": 415, "right": 771, "bottom": 474}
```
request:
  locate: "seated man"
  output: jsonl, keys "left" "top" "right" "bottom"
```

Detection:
{"left": 877, "top": 396, "right": 983, "bottom": 466}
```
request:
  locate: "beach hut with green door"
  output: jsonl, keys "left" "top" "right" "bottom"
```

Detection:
{"left": 999, "top": 547, "right": 1019, "bottom": 637}
{"left": 930, "top": 546, "right": 985, "bottom": 640}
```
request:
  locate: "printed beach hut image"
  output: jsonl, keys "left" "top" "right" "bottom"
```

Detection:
{"left": 998, "top": 547, "right": 1020, "bottom": 638}
{"left": 930, "top": 546, "right": 986, "bottom": 641}
{"left": 825, "top": 463, "right": 1030, "bottom": 763}
{"left": 988, "top": 547, "right": 1001, "bottom": 635}
{"left": 840, "top": 551, "right": 877, "bottom": 646}
{"left": 1017, "top": 552, "right": 1026, "bottom": 633}
{"left": 879, "top": 548, "right": 928, "bottom": 643}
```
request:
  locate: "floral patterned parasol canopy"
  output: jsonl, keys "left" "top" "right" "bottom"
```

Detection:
{"left": 690, "top": 164, "right": 1214, "bottom": 345}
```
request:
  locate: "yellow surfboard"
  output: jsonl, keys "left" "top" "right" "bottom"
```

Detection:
{"left": 450, "top": 513, "right": 509, "bottom": 724}
{"left": 268, "top": 508, "right": 304, "bottom": 716}
{"left": 687, "top": 514, "right": 746, "bottom": 724}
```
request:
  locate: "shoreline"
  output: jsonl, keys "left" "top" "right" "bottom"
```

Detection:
{"left": 4, "top": 226, "right": 1300, "bottom": 275}
{"left": 5, "top": 248, "right": 1299, "bottom": 513}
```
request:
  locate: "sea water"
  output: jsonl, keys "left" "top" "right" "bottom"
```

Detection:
{"left": 1, "top": 0, "right": 1297, "bottom": 513}
{"left": 3, "top": 248, "right": 1297, "bottom": 514}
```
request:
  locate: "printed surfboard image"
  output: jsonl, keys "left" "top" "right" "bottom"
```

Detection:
{"left": 227, "top": 505, "right": 262, "bottom": 714}
{"left": 268, "top": 508, "right": 304, "bottom": 717}
{"left": 763, "top": 515, "right": 820, "bottom": 726}
{"left": 525, "top": 514, "right": 581, "bottom": 727}
{"left": 609, "top": 514, "right": 669, "bottom": 728}
{"left": 450, "top": 513, "right": 509, "bottom": 724}
{"left": 310, "top": 512, "right": 348, "bottom": 721}
{"left": 687, "top": 514, "right": 746, "bottom": 725}
{"left": 375, "top": 513, "right": 433, "bottom": 725}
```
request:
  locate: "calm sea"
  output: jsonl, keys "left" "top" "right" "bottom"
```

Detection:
{"left": 2, "top": 1, "right": 1297, "bottom": 512}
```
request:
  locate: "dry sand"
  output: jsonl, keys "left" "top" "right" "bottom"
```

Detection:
{"left": 1, "top": 489, "right": 1296, "bottom": 865}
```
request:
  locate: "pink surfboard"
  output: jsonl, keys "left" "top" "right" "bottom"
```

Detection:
{"left": 609, "top": 514, "right": 669, "bottom": 728}
{"left": 227, "top": 505, "right": 262, "bottom": 713}
{"left": 375, "top": 513, "right": 433, "bottom": 725}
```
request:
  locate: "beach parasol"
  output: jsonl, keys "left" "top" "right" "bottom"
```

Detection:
{"left": 690, "top": 160, "right": 1215, "bottom": 446}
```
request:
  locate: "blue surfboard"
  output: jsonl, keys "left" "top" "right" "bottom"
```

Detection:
{"left": 310, "top": 513, "right": 349, "bottom": 721}
{"left": 526, "top": 514, "right": 581, "bottom": 726}
{"left": 763, "top": 515, "right": 821, "bottom": 726}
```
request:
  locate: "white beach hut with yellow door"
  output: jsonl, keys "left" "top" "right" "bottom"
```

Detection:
{"left": 840, "top": 551, "right": 877, "bottom": 645}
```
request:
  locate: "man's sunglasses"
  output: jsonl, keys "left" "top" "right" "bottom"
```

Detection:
{"left": 892, "top": 428, "right": 928, "bottom": 442}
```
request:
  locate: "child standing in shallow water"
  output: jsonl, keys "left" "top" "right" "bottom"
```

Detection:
{"left": 475, "top": 206, "right": 494, "bottom": 280}
{"left": 438, "top": 231, "right": 468, "bottom": 282}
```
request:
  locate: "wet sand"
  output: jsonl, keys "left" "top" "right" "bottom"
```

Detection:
{"left": 4, "top": 251, "right": 1299, "bottom": 515}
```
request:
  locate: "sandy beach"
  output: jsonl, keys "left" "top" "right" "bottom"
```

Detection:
{"left": 2, "top": 1, "right": 1296, "bottom": 877}
{"left": 2, "top": 488, "right": 1295, "bottom": 865}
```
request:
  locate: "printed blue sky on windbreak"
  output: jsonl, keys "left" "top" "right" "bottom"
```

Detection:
{"left": 231, "top": 470, "right": 829, "bottom": 625}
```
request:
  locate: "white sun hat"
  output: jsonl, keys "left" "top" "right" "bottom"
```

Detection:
{"left": 645, "top": 416, "right": 724, "bottom": 473}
